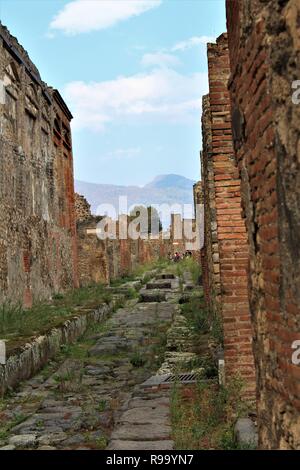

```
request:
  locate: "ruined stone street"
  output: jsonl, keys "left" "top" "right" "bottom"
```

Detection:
{"left": 0, "top": 268, "right": 202, "bottom": 450}
{"left": 1, "top": 0, "right": 300, "bottom": 452}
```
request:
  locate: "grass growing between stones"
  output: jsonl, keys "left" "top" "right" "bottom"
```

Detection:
{"left": 174, "top": 258, "right": 202, "bottom": 285}
{"left": 0, "top": 258, "right": 173, "bottom": 343}
{"left": 180, "top": 293, "right": 223, "bottom": 348}
{"left": 171, "top": 377, "right": 254, "bottom": 450}
{"left": 110, "top": 275, "right": 136, "bottom": 287}
{"left": 181, "top": 297, "right": 209, "bottom": 334}
{"left": 0, "top": 283, "right": 112, "bottom": 340}
{"left": 109, "top": 258, "right": 170, "bottom": 287}
{"left": 36, "top": 323, "right": 109, "bottom": 385}
{"left": 130, "top": 350, "right": 147, "bottom": 368}
{"left": 0, "top": 412, "right": 27, "bottom": 443}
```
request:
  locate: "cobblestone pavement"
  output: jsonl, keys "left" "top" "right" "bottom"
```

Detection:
{"left": 0, "top": 270, "right": 199, "bottom": 450}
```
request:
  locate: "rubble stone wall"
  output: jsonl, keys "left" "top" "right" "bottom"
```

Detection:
{"left": 74, "top": 193, "right": 91, "bottom": 223}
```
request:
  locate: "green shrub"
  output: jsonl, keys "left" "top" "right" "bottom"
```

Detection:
{"left": 181, "top": 298, "right": 209, "bottom": 334}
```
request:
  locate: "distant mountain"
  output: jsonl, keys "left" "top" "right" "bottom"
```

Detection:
{"left": 144, "top": 174, "right": 194, "bottom": 190}
{"left": 75, "top": 174, "right": 196, "bottom": 227}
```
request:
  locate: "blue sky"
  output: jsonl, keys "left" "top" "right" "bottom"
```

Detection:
{"left": 0, "top": 0, "right": 226, "bottom": 186}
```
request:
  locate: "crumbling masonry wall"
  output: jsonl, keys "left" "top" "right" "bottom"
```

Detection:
{"left": 75, "top": 197, "right": 172, "bottom": 286}
{"left": 0, "top": 24, "right": 78, "bottom": 307}
{"left": 201, "top": 33, "right": 256, "bottom": 399}
{"left": 75, "top": 193, "right": 92, "bottom": 223}
{"left": 226, "top": 0, "right": 300, "bottom": 449}
{"left": 77, "top": 219, "right": 109, "bottom": 286}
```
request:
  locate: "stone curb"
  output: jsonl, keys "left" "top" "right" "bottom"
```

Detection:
{"left": 0, "top": 300, "right": 117, "bottom": 396}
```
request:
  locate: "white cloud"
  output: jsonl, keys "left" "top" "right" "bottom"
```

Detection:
{"left": 141, "top": 52, "right": 181, "bottom": 68}
{"left": 109, "top": 147, "right": 141, "bottom": 159}
{"left": 49, "top": 0, "right": 162, "bottom": 35}
{"left": 172, "top": 35, "right": 215, "bottom": 52}
{"left": 64, "top": 69, "right": 208, "bottom": 131}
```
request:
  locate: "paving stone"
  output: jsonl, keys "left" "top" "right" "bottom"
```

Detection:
{"left": 88, "top": 343, "right": 118, "bottom": 356}
{"left": 37, "top": 445, "right": 56, "bottom": 450}
{"left": 119, "top": 407, "right": 169, "bottom": 425}
{"left": 61, "top": 434, "right": 85, "bottom": 446}
{"left": 39, "top": 406, "right": 81, "bottom": 414}
{"left": 85, "top": 366, "right": 110, "bottom": 376}
{"left": 108, "top": 440, "right": 174, "bottom": 450}
{"left": 128, "top": 397, "right": 169, "bottom": 409}
{"left": 0, "top": 267, "right": 185, "bottom": 451}
{"left": 9, "top": 434, "right": 37, "bottom": 448}
{"left": 38, "top": 432, "right": 68, "bottom": 445}
{"left": 111, "top": 423, "right": 172, "bottom": 441}
{"left": 0, "top": 445, "right": 16, "bottom": 450}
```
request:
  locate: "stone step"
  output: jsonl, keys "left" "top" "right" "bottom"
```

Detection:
{"left": 183, "top": 283, "right": 195, "bottom": 291}
{"left": 155, "top": 273, "right": 176, "bottom": 280}
{"left": 139, "top": 291, "right": 166, "bottom": 302}
{"left": 146, "top": 280, "right": 172, "bottom": 290}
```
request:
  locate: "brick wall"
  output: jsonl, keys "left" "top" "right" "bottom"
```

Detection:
{"left": 201, "top": 95, "right": 221, "bottom": 310}
{"left": 201, "top": 33, "right": 256, "bottom": 399}
{"left": 0, "top": 24, "right": 78, "bottom": 307}
{"left": 226, "top": 0, "right": 300, "bottom": 449}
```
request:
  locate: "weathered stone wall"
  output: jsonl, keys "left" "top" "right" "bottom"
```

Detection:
{"left": 76, "top": 212, "right": 172, "bottom": 286}
{"left": 193, "top": 181, "right": 203, "bottom": 207}
{"left": 0, "top": 24, "right": 78, "bottom": 307}
{"left": 74, "top": 193, "right": 91, "bottom": 222}
{"left": 138, "top": 237, "right": 170, "bottom": 265}
{"left": 170, "top": 214, "right": 200, "bottom": 256}
{"left": 226, "top": 0, "right": 300, "bottom": 449}
{"left": 201, "top": 33, "right": 256, "bottom": 399}
{"left": 76, "top": 218, "right": 109, "bottom": 286}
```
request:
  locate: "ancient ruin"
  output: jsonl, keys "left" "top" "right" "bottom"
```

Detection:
{"left": 0, "top": 24, "right": 78, "bottom": 308}
{"left": 75, "top": 194, "right": 199, "bottom": 286}
{"left": 0, "top": 0, "right": 299, "bottom": 452}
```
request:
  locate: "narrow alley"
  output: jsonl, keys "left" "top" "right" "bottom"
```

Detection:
{"left": 0, "top": 263, "right": 208, "bottom": 451}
